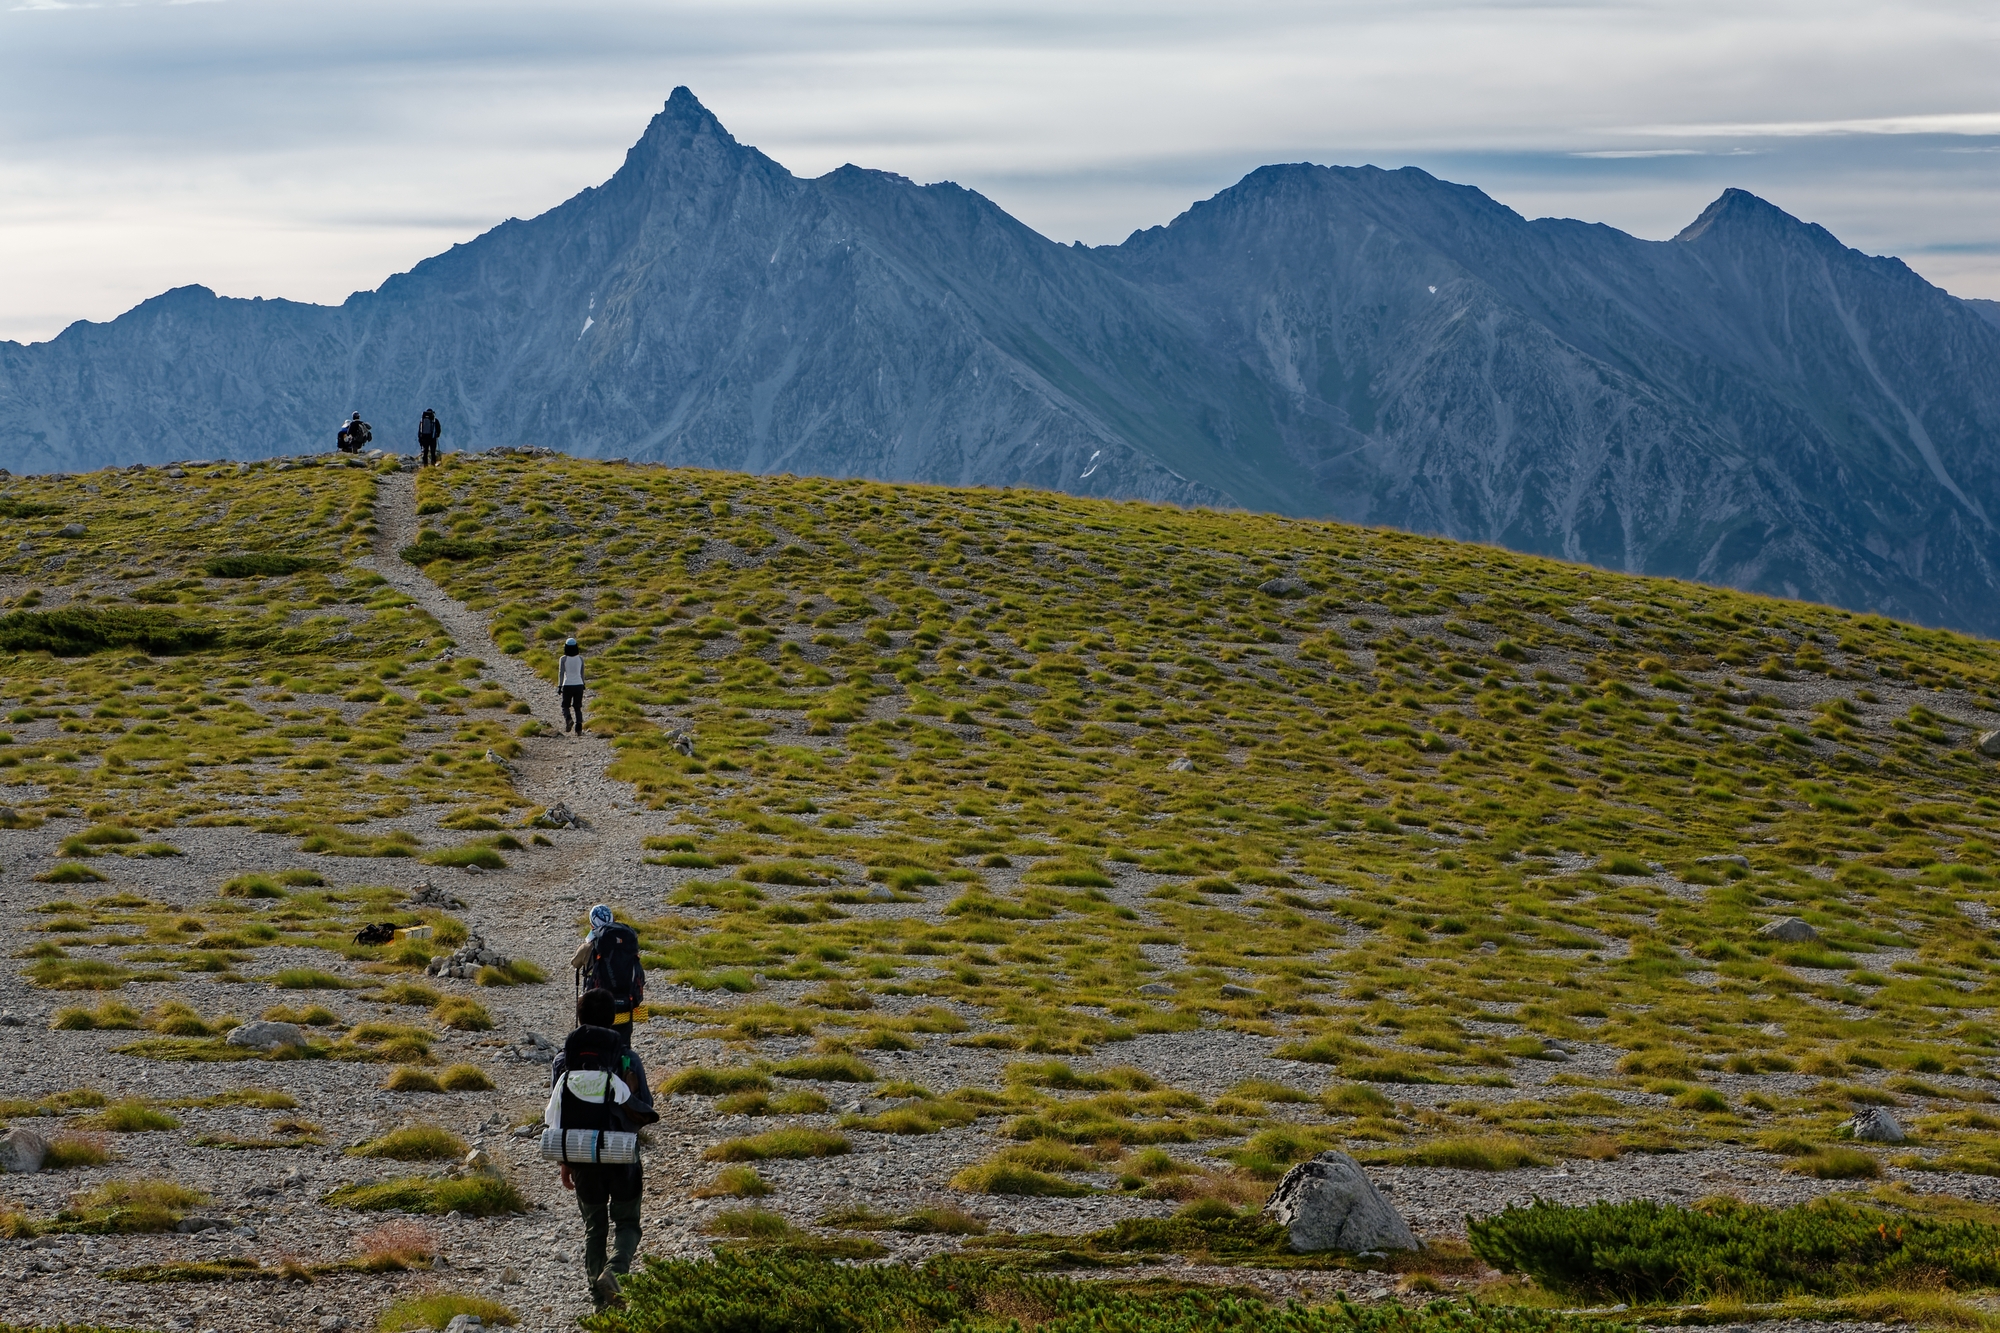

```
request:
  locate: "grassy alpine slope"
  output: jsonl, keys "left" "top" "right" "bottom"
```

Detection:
{"left": 413, "top": 453, "right": 2000, "bottom": 1167}
{"left": 8, "top": 450, "right": 2000, "bottom": 1330}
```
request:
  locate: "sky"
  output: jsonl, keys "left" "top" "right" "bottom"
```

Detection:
{"left": 1, "top": 0, "right": 1997, "bottom": 344}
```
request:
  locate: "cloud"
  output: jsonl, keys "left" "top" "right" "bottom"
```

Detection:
{"left": 1569, "top": 149, "right": 1706, "bottom": 159}
{"left": 1632, "top": 111, "right": 2000, "bottom": 138}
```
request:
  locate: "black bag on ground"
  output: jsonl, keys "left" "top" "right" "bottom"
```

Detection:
{"left": 583, "top": 923, "right": 644, "bottom": 1009}
{"left": 353, "top": 922, "right": 396, "bottom": 945}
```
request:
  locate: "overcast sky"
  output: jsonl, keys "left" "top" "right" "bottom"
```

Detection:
{"left": 2, "top": 0, "right": 1997, "bottom": 344}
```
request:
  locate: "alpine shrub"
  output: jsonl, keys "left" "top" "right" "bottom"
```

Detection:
{"left": 201, "top": 553, "right": 324, "bottom": 578}
{"left": 581, "top": 1253, "right": 1615, "bottom": 1333}
{"left": 0, "top": 607, "right": 216, "bottom": 656}
{"left": 1467, "top": 1197, "right": 2000, "bottom": 1303}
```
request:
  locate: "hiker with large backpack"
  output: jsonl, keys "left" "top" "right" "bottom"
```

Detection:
{"left": 542, "top": 987, "right": 657, "bottom": 1310}
{"left": 335, "top": 412, "right": 373, "bottom": 454}
{"left": 571, "top": 904, "right": 644, "bottom": 1041}
{"left": 417, "top": 409, "right": 442, "bottom": 466}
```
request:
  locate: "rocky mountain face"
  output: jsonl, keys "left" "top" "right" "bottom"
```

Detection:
{"left": 4, "top": 88, "right": 1999, "bottom": 633}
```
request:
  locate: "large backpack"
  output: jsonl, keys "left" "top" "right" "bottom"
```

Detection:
{"left": 584, "top": 923, "right": 644, "bottom": 1008}
{"left": 354, "top": 420, "right": 373, "bottom": 446}
{"left": 547, "top": 1023, "right": 638, "bottom": 1164}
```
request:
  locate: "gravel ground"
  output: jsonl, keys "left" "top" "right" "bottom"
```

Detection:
{"left": 1, "top": 467, "right": 1993, "bottom": 1332}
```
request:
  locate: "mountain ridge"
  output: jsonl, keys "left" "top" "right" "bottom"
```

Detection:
{"left": 4, "top": 87, "right": 1999, "bottom": 633}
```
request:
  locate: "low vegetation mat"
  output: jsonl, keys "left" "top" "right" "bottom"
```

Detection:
{"left": 578, "top": 1253, "right": 1613, "bottom": 1333}
{"left": 1467, "top": 1196, "right": 2000, "bottom": 1304}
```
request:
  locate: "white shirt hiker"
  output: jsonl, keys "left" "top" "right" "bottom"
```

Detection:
{"left": 559, "top": 653, "right": 585, "bottom": 687}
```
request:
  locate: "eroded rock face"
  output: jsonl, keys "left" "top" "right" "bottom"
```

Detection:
{"left": 1263, "top": 1151, "right": 1417, "bottom": 1253}
{"left": 225, "top": 1021, "right": 305, "bottom": 1051}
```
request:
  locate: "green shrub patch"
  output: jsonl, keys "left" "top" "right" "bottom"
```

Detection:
{"left": 1467, "top": 1196, "right": 2000, "bottom": 1304}
{"left": 201, "top": 553, "right": 325, "bottom": 579}
{"left": 0, "top": 607, "right": 216, "bottom": 656}
{"left": 578, "top": 1253, "right": 1613, "bottom": 1333}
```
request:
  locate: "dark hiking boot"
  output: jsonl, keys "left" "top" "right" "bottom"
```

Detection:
{"left": 592, "top": 1268, "right": 624, "bottom": 1309}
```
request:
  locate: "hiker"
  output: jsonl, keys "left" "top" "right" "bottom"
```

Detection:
{"left": 335, "top": 412, "right": 372, "bottom": 454}
{"left": 571, "top": 903, "right": 644, "bottom": 1041}
{"left": 417, "top": 409, "right": 442, "bottom": 466}
{"left": 546, "top": 987, "right": 657, "bottom": 1310}
{"left": 559, "top": 636, "right": 586, "bottom": 734}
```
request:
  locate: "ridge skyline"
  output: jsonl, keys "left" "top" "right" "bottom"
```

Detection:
{"left": 4, "top": 88, "right": 1925, "bottom": 345}
{"left": 3, "top": 87, "right": 1999, "bottom": 642}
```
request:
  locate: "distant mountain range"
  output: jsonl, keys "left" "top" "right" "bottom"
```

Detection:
{"left": 5, "top": 88, "right": 2000, "bottom": 634}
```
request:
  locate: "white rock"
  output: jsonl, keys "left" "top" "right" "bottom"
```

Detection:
{"left": 1979, "top": 731, "right": 2000, "bottom": 759}
{"left": 1757, "top": 917, "right": 1819, "bottom": 943}
{"left": 1263, "top": 1151, "right": 1417, "bottom": 1253}
{"left": 1846, "top": 1107, "right": 1906, "bottom": 1143}
{"left": 0, "top": 1127, "right": 49, "bottom": 1173}
{"left": 224, "top": 1020, "right": 306, "bottom": 1051}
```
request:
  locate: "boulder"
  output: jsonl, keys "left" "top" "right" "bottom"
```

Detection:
{"left": 1846, "top": 1107, "right": 1906, "bottom": 1143}
{"left": 57, "top": 524, "right": 85, "bottom": 539}
{"left": 1257, "top": 577, "right": 1309, "bottom": 598}
{"left": 1219, "top": 983, "right": 1262, "bottom": 999}
{"left": 1757, "top": 917, "right": 1819, "bottom": 943}
{"left": 0, "top": 1127, "right": 49, "bottom": 1173}
{"left": 1979, "top": 731, "right": 2000, "bottom": 759}
{"left": 1263, "top": 1151, "right": 1417, "bottom": 1253}
{"left": 224, "top": 1020, "right": 305, "bottom": 1051}
{"left": 1138, "top": 983, "right": 1175, "bottom": 996}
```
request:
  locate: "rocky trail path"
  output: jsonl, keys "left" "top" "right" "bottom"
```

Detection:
{"left": 361, "top": 471, "right": 666, "bottom": 1006}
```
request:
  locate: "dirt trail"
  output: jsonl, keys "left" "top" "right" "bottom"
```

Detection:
{"left": 361, "top": 471, "right": 662, "bottom": 967}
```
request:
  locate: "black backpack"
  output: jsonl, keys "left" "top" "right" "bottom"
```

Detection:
{"left": 559, "top": 1023, "right": 637, "bottom": 1137}
{"left": 584, "top": 923, "right": 644, "bottom": 1008}
{"left": 354, "top": 421, "right": 373, "bottom": 446}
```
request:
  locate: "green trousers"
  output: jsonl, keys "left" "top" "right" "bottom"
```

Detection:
{"left": 572, "top": 1163, "right": 643, "bottom": 1286}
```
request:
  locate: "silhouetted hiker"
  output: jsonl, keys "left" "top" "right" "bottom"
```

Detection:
{"left": 545, "top": 987, "right": 656, "bottom": 1310}
{"left": 336, "top": 412, "right": 372, "bottom": 454}
{"left": 417, "top": 409, "right": 441, "bottom": 466}
{"left": 559, "top": 636, "right": 586, "bottom": 734}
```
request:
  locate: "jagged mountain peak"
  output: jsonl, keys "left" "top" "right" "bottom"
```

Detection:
{"left": 609, "top": 86, "right": 766, "bottom": 191}
{"left": 5, "top": 92, "right": 2000, "bottom": 637}
{"left": 1673, "top": 187, "right": 1829, "bottom": 249}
